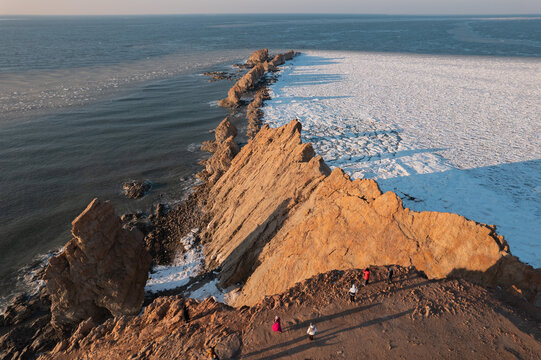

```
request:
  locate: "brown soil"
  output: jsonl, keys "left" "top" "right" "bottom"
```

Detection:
{"left": 241, "top": 267, "right": 541, "bottom": 360}
{"left": 41, "top": 267, "right": 541, "bottom": 360}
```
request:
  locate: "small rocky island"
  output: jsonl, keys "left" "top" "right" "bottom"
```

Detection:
{"left": 1, "top": 49, "right": 540, "bottom": 360}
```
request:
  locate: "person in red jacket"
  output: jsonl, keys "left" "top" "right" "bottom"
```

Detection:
{"left": 272, "top": 316, "right": 283, "bottom": 333}
{"left": 363, "top": 267, "right": 371, "bottom": 286}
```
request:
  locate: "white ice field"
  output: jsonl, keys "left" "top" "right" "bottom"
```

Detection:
{"left": 263, "top": 50, "right": 541, "bottom": 268}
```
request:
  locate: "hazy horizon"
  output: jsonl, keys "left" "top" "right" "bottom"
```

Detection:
{"left": 2, "top": 0, "right": 541, "bottom": 16}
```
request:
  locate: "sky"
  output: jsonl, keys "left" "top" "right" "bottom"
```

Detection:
{"left": 1, "top": 0, "right": 541, "bottom": 16}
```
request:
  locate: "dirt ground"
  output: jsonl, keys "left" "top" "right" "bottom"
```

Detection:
{"left": 240, "top": 267, "right": 541, "bottom": 359}
{"left": 38, "top": 267, "right": 541, "bottom": 360}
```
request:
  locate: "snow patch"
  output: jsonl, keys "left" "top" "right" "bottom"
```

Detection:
{"left": 144, "top": 228, "right": 229, "bottom": 302}
{"left": 145, "top": 228, "right": 205, "bottom": 293}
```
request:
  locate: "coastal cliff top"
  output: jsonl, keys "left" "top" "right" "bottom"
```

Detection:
{"left": 41, "top": 267, "right": 541, "bottom": 359}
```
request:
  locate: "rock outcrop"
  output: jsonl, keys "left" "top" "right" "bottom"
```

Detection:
{"left": 198, "top": 117, "right": 240, "bottom": 186}
{"left": 39, "top": 296, "right": 243, "bottom": 360}
{"left": 201, "top": 117, "right": 238, "bottom": 153}
{"left": 217, "top": 63, "right": 267, "bottom": 108}
{"left": 269, "top": 53, "right": 285, "bottom": 67}
{"left": 246, "top": 48, "right": 268, "bottom": 66}
{"left": 0, "top": 290, "right": 61, "bottom": 360}
{"left": 202, "top": 71, "right": 239, "bottom": 81}
{"left": 246, "top": 88, "right": 270, "bottom": 138}
{"left": 44, "top": 198, "right": 152, "bottom": 330}
{"left": 122, "top": 180, "right": 151, "bottom": 199}
{"left": 283, "top": 49, "right": 296, "bottom": 60}
{"left": 202, "top": 120, "right": 541, "bottom": 306}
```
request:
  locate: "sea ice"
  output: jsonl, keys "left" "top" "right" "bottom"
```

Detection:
{"left": 263, "top": 50, "right": 541, "bottom": 267}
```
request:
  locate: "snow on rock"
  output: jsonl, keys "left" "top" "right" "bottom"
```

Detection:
{"left": 188, "top": 279, "right": 224, "bottom": 302}
{"left": 145, "top": 228, "right": 229, "bottom": 302}
{"left": 145, "top": 229, "right": 205, "bottom": 293}
{"left": 264, "top": 50, "right": 541, "bottom": 267}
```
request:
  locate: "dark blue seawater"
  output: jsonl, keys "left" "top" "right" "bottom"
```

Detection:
{"left": 1, "top": 14, "right": 540, "bottom": 308}
{"left": 2, "top": 15, "right": 540, "bottom": 73}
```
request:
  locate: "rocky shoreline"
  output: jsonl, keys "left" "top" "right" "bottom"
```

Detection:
{"left": 1, "top": 49, "right": 540, "bottom": 360}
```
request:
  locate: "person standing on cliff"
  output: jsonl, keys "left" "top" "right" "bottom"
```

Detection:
{"left": 307, "top": 323, "right": 317, "bottom": 341}
{"left": 272, "top": 316, "right": 283, "bottom": 333}
{"left": 182, "top": 301, "right": 190, "bottom": 323}
{"left": 207, "top": 346, "right": 219, "bottom": 360}
{"left": 363, "top": 268, "right": 371, "bottom": 286}
{"left": 348, "top": 284, "right": 358, "bottom": 302}
{"left": 387, "top": 266, "right": 394, "bottom": 283}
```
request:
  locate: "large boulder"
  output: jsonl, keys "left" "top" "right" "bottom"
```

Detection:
{"left": 44, "top": 198, "right": 152, "bottom": 330}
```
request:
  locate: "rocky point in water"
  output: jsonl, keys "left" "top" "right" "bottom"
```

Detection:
{"left": 122, "top": 180, "right": 152, "bottom": 199}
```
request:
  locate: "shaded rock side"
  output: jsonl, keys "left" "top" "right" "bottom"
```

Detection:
{"left": 201, "top": 120, "right": 540, "bottom": 307}
{"left": 283, "top": 49, "right": 296, "bottom": 60}
{"left": 44, "top": 198, "right": 152, "bottom": 330}
{"left": 217, "top": 63, "right": 267, "bottom": 108}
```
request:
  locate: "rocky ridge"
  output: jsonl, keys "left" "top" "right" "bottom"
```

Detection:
{"left": 202, "top": 119, "right": 541, "bottom": 307}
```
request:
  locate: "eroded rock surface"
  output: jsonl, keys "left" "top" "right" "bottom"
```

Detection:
{"left": 44, "top": 198, "right": 152, "bottom": 330}
{"left": 122, "top": 180, "right": 151, "bottom": 199}
{"left": 202, "top": 120, "right": 541, "bottom": 307}
{"left": 201, "top": 117, "right": 238, "bottom": 154}
{"left": 246, "top": 88, "right": 270, "bottom": 139}
{"left": 198, "top": 117, "right": 240, "bottom": 186}
{"left": 39, "top": 296, "right": 243, "bottom": 360}
{"left": 0, "top": 289, "right": 61, "bottom": 360}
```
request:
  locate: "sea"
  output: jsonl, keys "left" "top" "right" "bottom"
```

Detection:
{"left": 1, "top": 14, "right": 540, "bottom": 309}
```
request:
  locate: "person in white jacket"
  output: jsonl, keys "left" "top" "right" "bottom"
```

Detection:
{"left": 349, "top": 284, "right": 358, "bottom": 302}
{"left": 307, "top": 323, "right": 317, "bottom": 341}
